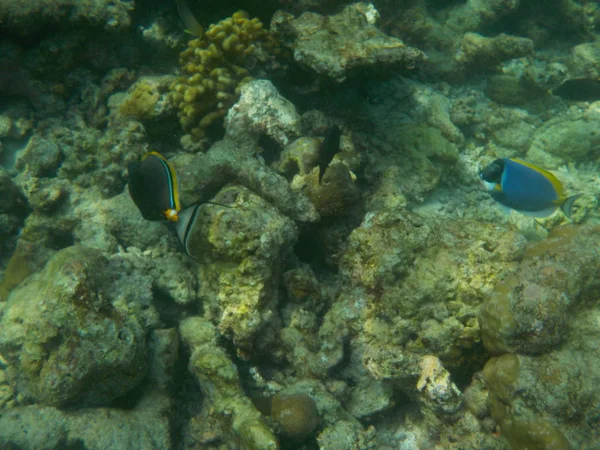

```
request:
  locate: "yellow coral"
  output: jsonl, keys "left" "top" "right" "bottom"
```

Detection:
{"left": 119, "top": 79, "right": 161, "bottom": 118}
{"left": 169, "top": 10, "right": 279, "bottom": 141}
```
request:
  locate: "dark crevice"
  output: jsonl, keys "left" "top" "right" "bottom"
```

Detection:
{"left": 109, "top": 380, "right": 146, "bottom": 410}
{"left": 445, "top": 341, "right": 489, "bottom": 391}
{"left": 169, "top": 344, "right": 204, "bottom": 449}
{"left": 151, "top": 287, "right": 203, "bottom": 329}
{"left": 47, "top": 228, "right": 75, "bottom": 250}
{"left": 258, "top": 133, "right": 282, "bottom": 167}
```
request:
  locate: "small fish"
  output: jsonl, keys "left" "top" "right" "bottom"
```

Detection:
{"left": 479, "top": 158, "right": 581, "bottom": 218}
{"left": 176, "top": 0, "right": 205, "bottom": 38}
{"left": 128, "top": 152, "right": 181, "bottom": 222}
{"left": 551, "top": 78, "right": 600, "bottom": 102}
{"left": 317, "top": 125, "right": 342, "bottom": 183}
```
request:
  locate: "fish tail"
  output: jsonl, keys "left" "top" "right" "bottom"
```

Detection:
{"left": 560, "top": 194, "right": 582, "bottom": 219}
{"left": 319, "top": 125, "right": 342, "bottom": 183}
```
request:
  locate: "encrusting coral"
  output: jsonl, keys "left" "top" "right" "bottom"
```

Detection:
{"left": 0, "top": 246, "right": 154, "bottom": 407}
{"left": 479, "top": 223, "right": 600, "bottom": 356}
{"left": 271, "top": 3, "right": 425, "bottom": 84}
{"left": 169, "top": 11, "right": 279, "bottom": 140}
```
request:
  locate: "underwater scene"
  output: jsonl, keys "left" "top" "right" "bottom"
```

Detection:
{"left": 1, "top": 0, "right": 600, "bottom": 449}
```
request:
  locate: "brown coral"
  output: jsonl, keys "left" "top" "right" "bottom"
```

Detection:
{"left": 271, "top": 393, "right": 320, "bottom": 441}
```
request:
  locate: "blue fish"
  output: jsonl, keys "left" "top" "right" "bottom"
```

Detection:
{"left": 479, "top": 158, "right": 581, "bottom": 218}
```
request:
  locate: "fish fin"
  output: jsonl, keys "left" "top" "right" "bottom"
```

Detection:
{"left": 515, "top": 207, "right": 557, "bottom": 218}
{"left": 176, "top": 0, "right": 205, "bottom": 38}
{"left": 173, "top": 200, "right": 236, "bottom": 261}
{"left": 319, "top": 125, "right": 342, "bottom": 184}
{"left": 560, "top": 193, "right": 582, "bottom": 219}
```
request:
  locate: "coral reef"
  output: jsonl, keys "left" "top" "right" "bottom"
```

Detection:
{"left": 383, "top": 0, "right": 530, "bottom": 79}
{"left": 479, "top": 224, "right": 600, "bottom": 355}
{"left": 270, "top": 393, "right": 320, "bottom": 441}
{"left": 0, "top": 241, "right": 38, "bottom": 302}
{"left": 0, "top": 166, "right": 27, "bottom": 276}
{"left": 526, "top": 109, "right": 600, "bottom": 168}
{"left": 0, "top": 392, "right": 171, "bottom": 449}
{"left": 180, "top": 316, "right": 278, "bottom": 450}
{"left": 277, "top": 209, "right": 525, "bottom": 448}
{"left": 226, "top": 79, "right": 301, "bottom": 146}
{"left": 272, "top": 3, "right": 425, "bottom": 83}
{"left": 0, "top": 0, "right": 134, "bottom": 35}
{"left": 2, "top": 0, "right": 600, "bottom": 449}
{"left": 274, "top": 129, "right": 362, "bottom": 217}
{"left": 478, "top": 224, "right": 600, "bottom": 449}
{"left": 568, "top": 41, "right": 600, "bottom": 78}
{"left": 456, "top": 33, "right": 534, "bottom": 70}
{"left": 115, "top": 75, "right": 176, "bottom": 123}
{"left": 183, "top": 185, "right": 298, "bottom": 354}
{"left": 169, "top": 11, "right": 278, "bottom": 140}
{"left": 176, "top": 80, "right": 319, "bottom": 223}
{"left": 0, "top": 246, "right": 154, "bottom": 407}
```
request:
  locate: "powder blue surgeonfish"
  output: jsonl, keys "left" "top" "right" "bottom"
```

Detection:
{"left": 479, "top": 158, "right": 581, "bottom": 218}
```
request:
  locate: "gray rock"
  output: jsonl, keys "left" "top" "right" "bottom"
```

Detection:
{"left": 0, "top": 391, "right": 171, "bottom": 450}
{"left": 0, "top": 0, "right": 134, "bottom": 35}
{"left": 0, "top": 246, "right": 151, "bottom": 407}
{"left": 271, "top": 3, "right": 425, "bottom": 83}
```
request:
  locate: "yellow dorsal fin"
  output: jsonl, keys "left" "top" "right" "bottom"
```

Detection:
{"left": 144, "top": 151, "right": 181, "bottom": 214}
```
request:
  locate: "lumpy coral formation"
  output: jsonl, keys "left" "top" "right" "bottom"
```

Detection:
{"left": 270, "top": 393, "right": 320, "bottom": 441}
{"left": 0, "top": 246, "right": 153, "bottom": 407}
{"left": 183, "top": 185, "right": 298, "bottom": 355}
{"left": 180, "top": 316, "right": 279, "bottom": 450}
{"left": 272, "top": 3, "right": 425, "bottom": 83}
{"left": 479, "top": 224, "right": 600, "bottom": 355}
{"left": 478, "top": 223, "right": 600, "bottom": 449}
{"left": 169, "top": 11, "right": 278, "bottom": 140}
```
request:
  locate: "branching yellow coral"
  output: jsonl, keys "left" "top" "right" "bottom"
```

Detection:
{"left": 169, "top": 11, "right": 279, "bottom": 140}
